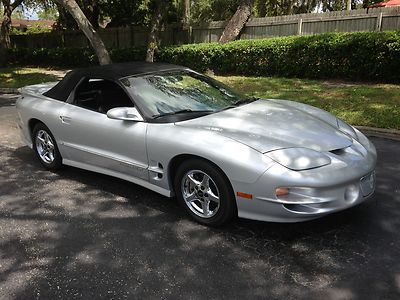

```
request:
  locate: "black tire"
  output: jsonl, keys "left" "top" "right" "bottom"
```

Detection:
{"left": 32, "top": 123, "right": 62, "bottom": 170}
{"left": 174, "top": 159, "right": 237, "bottom": 226}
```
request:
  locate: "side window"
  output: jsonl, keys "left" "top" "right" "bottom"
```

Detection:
{"left": 74, "top": 78, "right": 134, "bottom": 113}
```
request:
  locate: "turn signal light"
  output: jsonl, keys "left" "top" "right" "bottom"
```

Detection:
{"left": 275, "top": 188, "right": 289, "bottom": 197}
{"left": 237, "top": 191, "right": 253, "bottom": 199}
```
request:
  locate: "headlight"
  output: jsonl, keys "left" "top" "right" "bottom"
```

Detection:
{"left": 337, "top": 118, "right": 358, "bottom": 140}
{"left": 265, "top": 148, "right": 331, "bottom": 171}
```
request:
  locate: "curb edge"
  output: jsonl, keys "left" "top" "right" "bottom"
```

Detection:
{"left": 356, "top": 126, "right": 400, "bottom": 141}
{"left": 0, "top": 88, "right": 19, "bottom": 94}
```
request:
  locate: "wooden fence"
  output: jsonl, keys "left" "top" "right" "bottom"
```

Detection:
{"left": 11, "top": 6, "right": 400, "bottom": 49}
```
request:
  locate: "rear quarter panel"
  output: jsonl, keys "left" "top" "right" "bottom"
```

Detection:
{"left": 16, "top": 89, "right": 66, "bottom": 153}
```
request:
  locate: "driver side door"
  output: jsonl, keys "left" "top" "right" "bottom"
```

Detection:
{"left": 57, "top": 78, "right": 149, "bottom": 180}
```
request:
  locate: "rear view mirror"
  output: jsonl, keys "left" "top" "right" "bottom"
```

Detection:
{"left": 106, "top": 107, "right": 144, "bottom": 122}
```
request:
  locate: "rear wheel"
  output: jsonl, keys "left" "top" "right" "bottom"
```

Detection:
{"left": 32, "top": 123, "right": 62, "bottom": 170}
{"left": 174, "top": 159, "right": 237, "bottom": 226}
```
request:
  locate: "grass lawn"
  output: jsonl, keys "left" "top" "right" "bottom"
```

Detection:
{"left": 0, "top": 67, "right": 398, "bottom": 129}
{"left": 0, "top": 67, "right": 60, "bottom": 89}
{"left": 215, "top": 76, "right": 400, "bottom": 130}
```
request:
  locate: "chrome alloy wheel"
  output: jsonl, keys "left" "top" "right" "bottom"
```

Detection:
{"left": 35, "top": 130, "right": 55, "bottom": 164}
{"left": 181, "top": 170, "right": 220, "bottom": 218}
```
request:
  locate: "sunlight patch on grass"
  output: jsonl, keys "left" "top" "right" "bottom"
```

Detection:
{"left": 214, "top": 75, "right": 400, "bottom": 130}
{"left": 0, "top": 67, "right": 59, "bottom": 89}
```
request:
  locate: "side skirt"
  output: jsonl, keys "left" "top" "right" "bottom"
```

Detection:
{"left": 62, "top": 159, "right": 172, "bottom": 197}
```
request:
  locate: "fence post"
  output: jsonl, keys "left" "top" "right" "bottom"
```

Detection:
{"left": 188, "top": 26, "right": 192, "bottom": 44}
{"left": 130, "top": 26, "right": 135, "bottom": 47}
{"left": 297, "top": 18, "right": 303, "bottom": 35}
{"left": 61, "top": 31, "right": 65, "bottom": 47}
{"left": 116, "top": 28, "right": 120, "bottom": 48}
{"left": 376, "top": 12, "right": 383, "bottom": 31}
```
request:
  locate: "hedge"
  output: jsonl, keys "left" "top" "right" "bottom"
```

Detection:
{"left": 7, "top": 31, "right": 400, "bottom": 82}
{"left": 7, "top": 47, "right": 147, "bottom": 67}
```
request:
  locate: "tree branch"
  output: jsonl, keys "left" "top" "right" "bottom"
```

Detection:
{"left": 11, "top": 0, "right": 23, "bottom": 10}
{"left": 54, "top": 0, "right": 111, "bottom": 65}
{"left": 1, "top": 0, "right": 10, "bottom": 8}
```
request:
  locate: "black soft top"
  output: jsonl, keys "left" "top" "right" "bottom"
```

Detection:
{"left": 43, "top": 61, "right": 186, "bottom": 101}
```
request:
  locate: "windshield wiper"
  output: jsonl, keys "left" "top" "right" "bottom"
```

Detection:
{"left": 232, "top": 96, "right": 259, "bottom": 106}
{"left": 220, "top": 96, "right": 260, "bottom": 111}
{"left": 152, "top": 109, "right": 213, "bottom": 119}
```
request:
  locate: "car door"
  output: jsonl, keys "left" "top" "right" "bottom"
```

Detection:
{"left": 56, "top": 78, "right": 149, "bottom": 180}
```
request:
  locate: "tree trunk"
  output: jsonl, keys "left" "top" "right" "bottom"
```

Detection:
{"left": 1, "top": 6, "right": 12, "bottom": 49}
{"left": 145, "top": 0, "right": 169, "bottom": 63}
{"left": 54, "top": 0, "right": 111, "bottom": 65}
{"left": 219, "top": 0, "right": 253, "bottom": 44}
{"left": 0, "top": 8, "right": 12, "bottom": 67}
{"left": 82, "top": 0, "right": 100, "bottom": 28}
{"left": 256, "top": 0, "right": 266, "bottom": 17}
{"left": 0, "top": 0, "right": 23, "bottom": 66}
{"left": 183, "top": 0, "right": 190, "bottom": 27}
{"left": 346, "top": 0, "right": 352, "bottom": 10}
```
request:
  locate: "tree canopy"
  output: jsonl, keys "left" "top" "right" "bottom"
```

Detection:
{"left": 4, "top": 0, "right": 369, "bottom": 30}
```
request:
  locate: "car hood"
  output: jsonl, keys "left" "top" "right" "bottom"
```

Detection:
{"left": 175, "top": 99, "right": 353, "bottom": 153}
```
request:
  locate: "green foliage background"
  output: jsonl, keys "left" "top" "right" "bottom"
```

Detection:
{"left": 7, "top": 31, "right": 400, "bottom": 82}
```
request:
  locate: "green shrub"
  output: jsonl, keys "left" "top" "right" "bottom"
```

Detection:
{"left": 11, "top": 27, "right": 52, "bottom": 35}
{"left": 160, "top": 32, "right": 400, "bottom": 81}
{"left": 8, "top": 47, "right": 97, "bottom": 67}
{"left": 7, "top": 31, "right": 400, "bottom": 81}
{"left": 110, "top": 47, "right": 147, "bottom": 63}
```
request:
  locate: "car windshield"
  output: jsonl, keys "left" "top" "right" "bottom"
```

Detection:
{"left": 120, "top": 71, "right": 244, "bottom": 118}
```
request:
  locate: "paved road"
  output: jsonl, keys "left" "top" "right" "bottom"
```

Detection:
{"left": 0, "top": 94, "right": 399, "bottom": 300}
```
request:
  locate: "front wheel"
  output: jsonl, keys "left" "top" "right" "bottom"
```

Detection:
{"left": 32, "top": 123, "right": 62, "bottom": 170}
{"left": 174, "top": 159, "right": 237, "bottom": 226}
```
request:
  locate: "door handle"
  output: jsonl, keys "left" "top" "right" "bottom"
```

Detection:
{"left": 60, "top": 116, "right": 72, "bottom": 124}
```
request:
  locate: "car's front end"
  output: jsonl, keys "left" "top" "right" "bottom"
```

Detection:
{"left": 174, "top": 97, "right": 377, "bottom": 223}
{"left": 233, "top": 127, "right": 377, "bottom": 222}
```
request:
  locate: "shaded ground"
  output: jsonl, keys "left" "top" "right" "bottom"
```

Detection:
{"left": 0, "top": 94, "right": 399, "bottom": 299}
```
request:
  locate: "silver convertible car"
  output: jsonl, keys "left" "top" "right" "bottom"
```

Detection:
{"left": 16, "top": 62, "right": 377, "bottom": 226}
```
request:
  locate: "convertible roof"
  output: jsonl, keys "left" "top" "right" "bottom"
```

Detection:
{"left": 43, "top": 62, "right": 186, "bottom": 101}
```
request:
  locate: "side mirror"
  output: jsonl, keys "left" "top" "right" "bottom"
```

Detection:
{"left": 106, "top": 107, "right": 144, "bottom": 122}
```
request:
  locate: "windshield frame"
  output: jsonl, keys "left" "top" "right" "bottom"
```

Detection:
{"left": 118, "top": 69, "right": 245, "bottom": 123}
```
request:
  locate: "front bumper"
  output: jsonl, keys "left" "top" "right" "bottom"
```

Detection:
{"left": 234, "top": 135, "right": 377, "bottom": 223}
{"left": 236, "top": 170, "right": 375, "bottom": 223}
